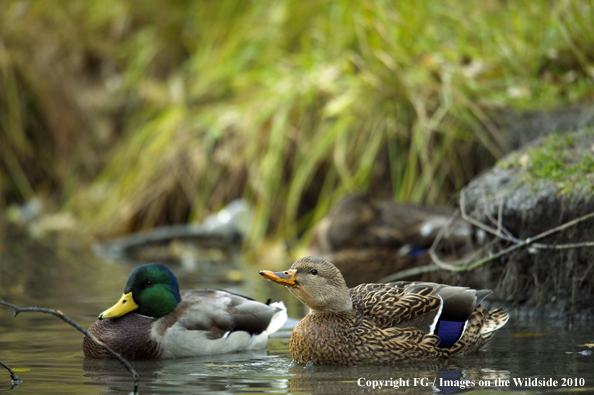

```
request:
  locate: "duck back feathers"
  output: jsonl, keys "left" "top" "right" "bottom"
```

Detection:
{"left": 350, "top": 281, "right": 507, "bottom": 359}
{"left": 153, "top": 290, "right": 284, "bottom": 338}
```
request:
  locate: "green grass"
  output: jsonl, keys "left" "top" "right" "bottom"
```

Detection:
{"left": 526, "top": 132, "right": 594, "bottom": 195}
{"left": 1, "top": 0, "right": 594, "bottom": 249}
{"left": 499, "top": 130, "right": 594, "bottom": 195}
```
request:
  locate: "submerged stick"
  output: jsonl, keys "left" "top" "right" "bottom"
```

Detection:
{"left": 0, "top": 301, "right": 139, "bottom": 394}
{"left": 0, "top": 359, "right": 23, "bottom": 389}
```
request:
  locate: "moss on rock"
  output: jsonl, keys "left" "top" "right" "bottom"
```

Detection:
{"left": 498, "top": 130, "right": 594, "bottom": 196}
{"left": 429, "top": 129, "right": 594, "bottom": 322}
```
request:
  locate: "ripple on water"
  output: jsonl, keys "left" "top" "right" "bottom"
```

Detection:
{"left": 2, "top": 239, "right": 594, "bottom": 394}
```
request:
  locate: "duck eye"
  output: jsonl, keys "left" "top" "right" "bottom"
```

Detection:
{"left": 310, "top": 269, "right": 318, "bottom": 275}
{"left": 146, "top": 280, "right": 153, "bottom": 287}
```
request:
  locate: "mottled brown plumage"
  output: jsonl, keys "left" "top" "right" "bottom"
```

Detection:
{"left": 260, "top": 256, "right": 508, "bottom": 365}
{"left": 309, "top": 195, "right": 472, "bottom": 286}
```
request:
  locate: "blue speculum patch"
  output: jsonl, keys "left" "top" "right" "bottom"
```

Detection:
{"left": 435, "top": 320, "right": 466, "bottom": 348}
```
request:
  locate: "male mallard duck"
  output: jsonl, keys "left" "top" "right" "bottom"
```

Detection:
{"left": 309, "top": 195, "right": 473, "bottom": 286}
{"left": 83, "top": 263, "right": 287, "bottom": 360}
{"left": 260, "top": 256, "right": 508, "bottom": 365}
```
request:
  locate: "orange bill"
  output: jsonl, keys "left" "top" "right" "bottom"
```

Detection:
{"left": 259, "top": 269, "right": 297, "bottom": 287}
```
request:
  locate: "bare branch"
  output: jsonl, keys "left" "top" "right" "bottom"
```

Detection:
{"left": 460, "top": 191, "right": 515, "bottom": 243}
{"left": 0, "top": 359, "right": 23, "bottom": 390}
{"left": 496, "top": 200, "right": 516, "bottom": 241}
{"left": 0, "top": 301, "right": 139, "bottom": 394}
{"left": 531, "top": 241, "right": 594, "bottom": 249}
{"left": 481, "top": 191, "right": 515, "bottom": 241}
{"left": 391, "top": 194, "right": 594, "bottom": 280}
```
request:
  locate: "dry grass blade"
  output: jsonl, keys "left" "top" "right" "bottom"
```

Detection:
{"left": 2, "top": 1, "right": 594, "bottom": 250}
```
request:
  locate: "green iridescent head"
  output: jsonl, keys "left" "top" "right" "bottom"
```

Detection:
{"left": 99, "top": 263, "right": 181, "bottom": 319}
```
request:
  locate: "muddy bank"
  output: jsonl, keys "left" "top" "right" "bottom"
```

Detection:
{"left": 428, "top": 129, "right": 594, "bottom": 323}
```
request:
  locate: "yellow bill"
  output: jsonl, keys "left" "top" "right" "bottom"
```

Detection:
{"left": 98, "top": 292, "right": 138, "bottom": 319}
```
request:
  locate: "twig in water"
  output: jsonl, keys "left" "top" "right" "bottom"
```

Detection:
{"left": 0, "top": 301, "right": 139, "bottom": 394}
{"left": 0, "top": 359, "right": 23, "bottom": 390}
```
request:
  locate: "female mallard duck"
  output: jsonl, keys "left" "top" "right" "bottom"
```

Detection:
{"left": 260, "top": 256, "right": 508, "bottom": 365}
{"left": 309, "top": 195, "right": 473, "bottom": 286}
{"left": 83, "top": 263, "right": 287, "bottom": 360}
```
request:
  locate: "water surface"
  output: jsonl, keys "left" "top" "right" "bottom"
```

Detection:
{"left": 1, "top": 238, "right": 593, "bottom": 394}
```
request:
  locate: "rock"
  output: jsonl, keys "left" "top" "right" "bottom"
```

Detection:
{"left": 430, "top": 129, "right": 594, "bottom": 323}
{"left": 495, "top": 103, "right": 594, "bottom": 150}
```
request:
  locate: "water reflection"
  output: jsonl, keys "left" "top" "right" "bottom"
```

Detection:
{"left": 82, "top": 350, "right": 291, "bottom": 394}
{"left": 2, "top": 237, "right": 594, "bottom": 394}
{"left": 77, "top": 323, "right": 594, "bottom": 395}
{"left": 287, "top": 356, "right": 511, "bottom": 394}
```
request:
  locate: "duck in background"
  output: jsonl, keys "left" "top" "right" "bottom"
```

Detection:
{"left": 260, "top": 256, "right": 508, "bottom": 366}
{"left": 309, "top": 195, "right": 472, "bottom": 286}
{"left": 83, "top": 263, "right": 287, "bottom": 360}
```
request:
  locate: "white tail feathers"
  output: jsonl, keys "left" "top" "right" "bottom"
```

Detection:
{"left": 266, "top": 302, "right": 287, "bottom": 334}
